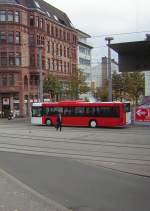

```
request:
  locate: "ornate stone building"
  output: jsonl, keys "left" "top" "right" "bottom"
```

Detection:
{"left": 0, "top": 0, "right": 77, "bottom": 117}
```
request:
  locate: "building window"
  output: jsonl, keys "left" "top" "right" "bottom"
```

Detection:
{"left": 64, "top": 46, "right": 66, "bottom": 57}
{"left": 14, "top": 11, "right": 20, "bottom": 23}
{"left": 55, "top": 27, "right": 58, "bottom": 37}
{"left": 2, "top": 74, "right": 7, "bottom": 86}
{"left": 29, "top": 34, "right": 35, "bottom": 46}
{"left": 34, "top": 0, "right": 41, "bottom": 8}
{"left": 42, "top": 56, "right": 45, "bottom": 69}
{"left": 41, "top": 36, "right": 45, "bottom": 45}
{"left": 56, "top": 60, "right": 59, "bottom": 71}
{"left": 47, "top": 41, "right": 50, "bottom": 53}
{"left": 67, "top": 48, "right": 70, "bottom": 58}
{"left": 39, "top": 18, "right": 43, "bottom": 29}
{"left": 60, "top": 60, "right": 62, "bottom": 72}
{"left": 68, "top": 62, "right": 70, "bottom": 73}
{"left": 30, "top": 15, "right": 34, "bottom": 26}
{"left": 56, "top": 44, "right": 59, "bottom": 56}
{"left": 0, "top": 11, "right": 6, "bottom": 21}
{"left": 9, "top": 74, "right": 15, "bottom": 85}
{"left": 15, "top": 32, "right": 20, "bottom": 44}
{"left": 1, "top": 52, "right": 7, "bottom": 66}
{"left": 67, "top": 32, "right": 70, "bottom": 42}
{"left": 8, "top": 32, "right": 14, "bottom": 44}
{"left": 64, "top": 62, "right": 66, "bottom": 73}
{"left": 15, "top": 53, "right": 21, "bottom": 66}
{"left": 46, "top": 11, "right": 51, "bottom": 18}
{"left": 51, "top": 25, "right": 54, "bottom": 36}
{"left": 79, "top": 58, "right": 91, "bottom": 66}
{"left": 52, "top": 59, "right": 54, "bottom": 70}
{"left": 0, "top": 32, "right": 7, "bottom": 44}
{"left": 7, "top": 11, "right": 14, "bottom": 21}
{"left": 60, "top": 45, "right": 62, "bottom": 57}
{"left": 73, "top": 35, "right": 77, "bottom": 44}
{"left": 60, "top": 29, "right": 62, "bottom": 39}
{"left": 37, "top": 35, "right": 40, "bottom": 45}
{"left": 54, "top": 15, "right": 58, "bottom": 21}
{"left": 48, "top": 58, "right": 50, "bottom": 69}
{"left": 35, "top": 16, "right": 39, "bottom": 27}
{"left": 47, "top": 23, "right": 50, "bottom": 34}
{"left": 63, "top": 31, "right": 66, "bottom": 41}
{"left": 30, "top": 54, "right": 35, "bottom": 66}
{"left": 9, "top": 52, "right": 15, "bottom": 66}
{"left": 52, "top": 42, "right": 54, "bottom": 55}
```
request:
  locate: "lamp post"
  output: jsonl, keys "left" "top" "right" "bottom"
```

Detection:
{"left": 38, "top": 45, "right": 43, "bottom": 102}
{"left": 105, "top": 37, "right": 114, "bottom": 102}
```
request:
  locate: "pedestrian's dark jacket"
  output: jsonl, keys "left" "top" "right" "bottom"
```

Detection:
{"left": 55, "top": 112, "right": 62, "bottom": 130}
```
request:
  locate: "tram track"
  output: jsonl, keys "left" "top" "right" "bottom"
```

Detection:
{"left": 0, "top": 141, "right": 150, "bottom": 158}
{"left": 0, "top": 132, "right": 150, "bottom": 149}
{"left": 0, "top": 122, "right": 150, "bottom": 177}
{"left": 0, "top": 145, "right": 150, "bottom": 166}
{"left": 0, "top": 134, "right": 150, "bottom": 166}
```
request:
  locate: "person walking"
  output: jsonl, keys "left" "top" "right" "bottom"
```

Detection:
{"left": 56, "top": 111, "right": 62, "bottom": 131}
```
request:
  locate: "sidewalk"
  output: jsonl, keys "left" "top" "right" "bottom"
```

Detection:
{"left": 0, "top": 169, "right": 69, "bottom": 211}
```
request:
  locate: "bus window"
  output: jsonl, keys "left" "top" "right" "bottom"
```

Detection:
{"left": 42, "top": 107, "right": 59, "bottom": 116}
{"left": 96, "top": 106, "right": 120, "bottom": 118}
{"left": 48, "top": 107, "right": 59, "bottom": 115}
{"left": 32, "top": 106, "right": 42, "bottom": 117}
{"left": 111, "top": 107, "right": 120, "bottom": 117}
{"left": 74, "top": 107, "right": 85, "bottom": 116}
{"left": 85, "top": 107, "right": 96, "bottom": 116}
{"left": 63, "top": 107, "right": 72, "bottom": 116}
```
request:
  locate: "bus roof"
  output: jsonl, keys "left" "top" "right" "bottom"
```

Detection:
{"left": 32, "top": 101, "right": 124, "bottom": 107}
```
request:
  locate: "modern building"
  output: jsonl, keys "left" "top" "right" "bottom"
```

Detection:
{"left": 92, "top": 56, "right": 118, "bottom": 89}
{"left": 0, "top": 0, "right": 77, "bottom": 117}
{"left": 77, "top": 29, "right": 93, "bottom": 87}
{"left": 145, "top": 71, "right": 150, "bottom": 96}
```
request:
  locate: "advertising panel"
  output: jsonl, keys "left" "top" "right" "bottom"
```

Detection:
{"left": 135, "top": 106, "right": 150, "bottom": 122}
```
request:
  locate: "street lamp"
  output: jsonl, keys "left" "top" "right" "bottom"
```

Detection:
{"left": 37, "top": 45, "right": 43, "bottom": 102}
{"left": 105, "top": 37, "right": 114, "bottom": 102}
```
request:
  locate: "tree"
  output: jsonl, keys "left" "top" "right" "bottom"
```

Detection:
{"left": 68, "top": 69, "right": 90, "bottom": 99}
{"left": 124, "top": 72, "right": 144, "bottom": 105}
{"left": 112, "top": 71, "right": 144, "bottom": 105}
{"left": 43, "top": 74, "right": 62, "bottom": 101}
{"left": 94, "top": 84, "right": 108, "bottom": 101}
{"left": 112, "top": 71, "right": 124, "bottom": 101}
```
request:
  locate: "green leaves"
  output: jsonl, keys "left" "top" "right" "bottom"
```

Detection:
{"left": 112, "top": 72, "right": 144, "bottom": 105}
{"left": 43, "top": 74, "right": 62, "bottom": 100}
{"left": 68, "top": 69, "right": 90, "bottom": 99}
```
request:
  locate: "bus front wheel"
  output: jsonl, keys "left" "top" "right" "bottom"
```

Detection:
{"left": 46, "top": 119, "right": 52, "bottom": 126}
{"left": 89, "top": 120, "right": 97, "bottom": 128}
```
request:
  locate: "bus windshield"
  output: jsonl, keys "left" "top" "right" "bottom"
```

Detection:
{"left": 32, "top": 106, "right": 42, "bottom": 117}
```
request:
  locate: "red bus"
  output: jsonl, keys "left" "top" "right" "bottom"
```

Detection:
{"left": 31, "top": 100, "right": 128, "bottom": 127}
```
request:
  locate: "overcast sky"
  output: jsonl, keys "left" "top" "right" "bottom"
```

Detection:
{"left": 46, "top": 0, "right": 150, "bottom": 64}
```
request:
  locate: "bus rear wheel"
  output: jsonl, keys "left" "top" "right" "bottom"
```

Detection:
{"left": 46, "top": 119, "right": 52, "bottom": 126}
{"left": 89, "top": 120, "right": 97, "bottom": 128}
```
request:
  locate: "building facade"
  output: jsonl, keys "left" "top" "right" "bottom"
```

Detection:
{"left": 0, "top": 0, "right": 77, "bottom": 117}
{"left": 145, "top": 71, "right": 150, "bottom": 96}
{"left": 77, "top": 30, "right": 93, "bottom": 87}
{"left": 92, "top": 56, "right": 118, "bottom": 89}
